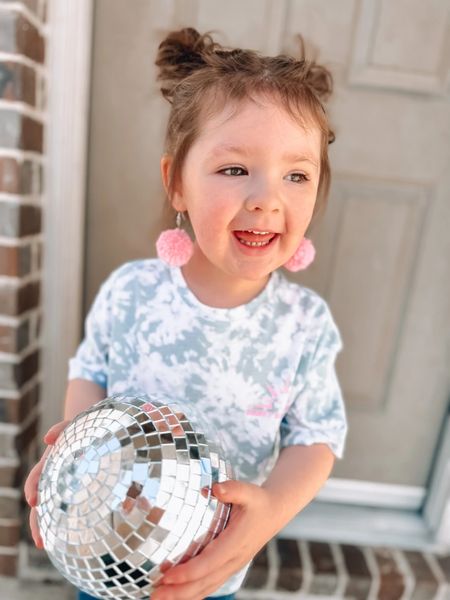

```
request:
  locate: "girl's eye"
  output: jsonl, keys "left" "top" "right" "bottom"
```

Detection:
{"left": 287, "top": 172, "right": 309, "bottom": 184}
{"left": 219, "top": 167, "right": 247, "bottom": 176}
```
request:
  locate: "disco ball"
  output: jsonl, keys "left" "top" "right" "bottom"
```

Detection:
{"left": 37, "top": 394, "right": 233, "bottom": 599}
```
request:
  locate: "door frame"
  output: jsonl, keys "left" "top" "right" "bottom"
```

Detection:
{"left": 43, "top": 0, "right": 450, "bottom": 553}
{"left": 41, "top": 0, "right": 93, "bottom": 434}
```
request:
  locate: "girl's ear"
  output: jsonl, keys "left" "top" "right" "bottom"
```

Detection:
{"left": 160, "top": 154, "right": 186, "bottom": 212}
{"left": 160, "top": 154, "right": 172, "bottom": 195}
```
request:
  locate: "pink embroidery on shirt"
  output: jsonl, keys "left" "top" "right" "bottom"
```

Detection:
{"left": 246, "top": 382, "right": 290, "bottom": 418}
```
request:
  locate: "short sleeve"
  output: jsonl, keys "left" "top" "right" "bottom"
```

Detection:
{"left": 67, "top": 273, "right": 115, "bottom": 389}
{"left": 280, "top": 302, "right": 348, "bottom": 458}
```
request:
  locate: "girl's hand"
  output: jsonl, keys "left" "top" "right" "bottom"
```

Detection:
{"left": 24, "top": 420, "right": 70, "bottom": 549}
{"left": 151, "top": 480, "right": 277, "bottom": 600}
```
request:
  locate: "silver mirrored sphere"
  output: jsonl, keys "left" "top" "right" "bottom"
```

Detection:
{"left": 37, "top": 394, "right": 233, "bottom": 599}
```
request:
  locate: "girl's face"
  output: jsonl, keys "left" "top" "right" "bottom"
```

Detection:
{"left": 163, "top": 97, "right": 322, "bottom": 294}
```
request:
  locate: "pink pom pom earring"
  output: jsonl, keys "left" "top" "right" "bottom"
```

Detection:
{"left": 156, "top": 212, "right": 194, "bottom": 267}
{"left": 283, "top": 238, "right": 315, "bottom": 272}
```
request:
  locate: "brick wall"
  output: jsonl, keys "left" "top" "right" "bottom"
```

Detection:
{"left": 237, "top": 540, "right": 450, "bottom": 600}
{"left": 0, "top": 0, "right": 47, "bottom": 577}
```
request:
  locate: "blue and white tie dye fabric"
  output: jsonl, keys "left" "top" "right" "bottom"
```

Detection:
{"left": 68, "top": 258, "right": 347, "bottom": 595}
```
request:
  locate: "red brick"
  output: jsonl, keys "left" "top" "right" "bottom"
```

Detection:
{"left": 0, "top": 202, "right": 42, "bottom": 237}
{"left": 341, "top": 544, "right": 372, "bottom": 600}
{"left": 0, "top": 281, "right": 40, "bottom": 315}
{"left": 0, "top": 157, "right": 34, "bottom": 194}
{"left": 0, "top": 320, "right": 30, "bottom": 353}
{"left": 308, "top": 541, "right": 338, "bottom": 595}
{"left": 0, "top": 110, "right": 43, "bottom": 152}
{"left": 0, "top": 61, "right": 36, "bottom": 104}
{"left": 13, "top": 444, "right": 40, "bottom": 490}
{"left": 0, "top": 495, "right": 20, "bottom": 519}
{"left": 0, "top": 522, "right": 20, "bottom": 546}
{"left": 276, "top": 538, "right": 302, "bottom": 591}
{"left": 18, "top": 281, "right": 40, "bottom": 311}
{"left": 0, "top": 244, "right": 32, "bottom": 276}
{"left": 0, "top": 552, "right": 18, "bottom": 576}
{"left": 0, "top": 352, "right": 38, "bottom": 391}
{"left": 19, "top": 15, "right": 45, "bottom": 62}
{"left": 0, "top": 463, "right": 19, "bottom": 487}
{"left": 14, "top": 348, "right": 39, "bottom": 385}
{"left": 404, "top": 551, "right": 439, "bottom": 599}
{"left": 373, "top": 548, "right": 405, "bottom": 600}
{"left": 243, "top": 544, "right": 269, "bottom": 589}
{"left": 0, "top": 11, "right": 45, "bottom": 63}
{"left": 15, "top": 412, "right": 40, "bottom": 453}
{"left": 21, "top": 113, "right": 43, "bottom": 151}
{"left": 0, "top": 383, "right": 39, "bottom": 423}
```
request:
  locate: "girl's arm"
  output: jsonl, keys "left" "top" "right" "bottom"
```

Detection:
{"left": 63, "top": 378, "right": 107, "bottom": 420}
{"left": 261, "top": 443, "right": 335, "bottom": 531}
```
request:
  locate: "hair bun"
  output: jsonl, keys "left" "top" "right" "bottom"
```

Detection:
{"left": 304, "top": 63, "right": 333, "bottom": 102}
{"left": 155, "top": 27, "right": 220, "bottom": 101}
{"left": 288, "top": 35, "right": 334, "bottom": 143}
{"left": 291, "top": 34, "right": 333, "bottom": 102}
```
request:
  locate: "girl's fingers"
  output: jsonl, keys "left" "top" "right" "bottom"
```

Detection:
{"left": 24, "top": 461, "right": 44, "bottom": 505}
{"left": 25, "top": 420, "right": 69, "bottom": 506}
{"left": 153, "top": 564, "right": 235, "bottom": 600}
{"left": 24, "top": 445, "right": 53, "bottom": 505}
{"left": 25, "top": 420, "right": 70, "bottom": 549}
{"left": 161, "top": 532, "right": 233, "bottom": 586}
{"left": 29, "top": 507, "right": 43, "bottom": 549}
{"left": 43, "top": 420, "right": 70, "bottom": 444}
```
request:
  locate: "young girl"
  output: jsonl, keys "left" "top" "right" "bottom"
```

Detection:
{"left": 25, "top": 27, "right": 347, "bottom": 600}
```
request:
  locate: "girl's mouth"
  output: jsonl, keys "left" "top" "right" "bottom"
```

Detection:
{"left": 233, "top": 230, "right": 278, "bottom": 247}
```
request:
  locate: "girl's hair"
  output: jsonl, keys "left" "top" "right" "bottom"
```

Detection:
{"left": 155, "top": 27, "right": 335, "bottom": 220}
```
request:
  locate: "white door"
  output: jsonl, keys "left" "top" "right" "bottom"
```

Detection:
{"left": 84, "top": 0, "right": 450, "bottom": 543}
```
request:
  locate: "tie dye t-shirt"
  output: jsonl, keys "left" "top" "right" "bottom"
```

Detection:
{"left": 68, "top": 258, "right": 347, "bottom": 595}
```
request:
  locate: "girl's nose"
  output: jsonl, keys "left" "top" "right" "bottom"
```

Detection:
{"left": 244, "top": 182, "right": 281, "bottom": 213}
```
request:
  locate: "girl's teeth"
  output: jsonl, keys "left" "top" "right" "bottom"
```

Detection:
{"left": 234, "top": 230, "right": 276, "bottom": 247}
{"left": 239, "top": 239, "right": 271, "bottom": 247}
